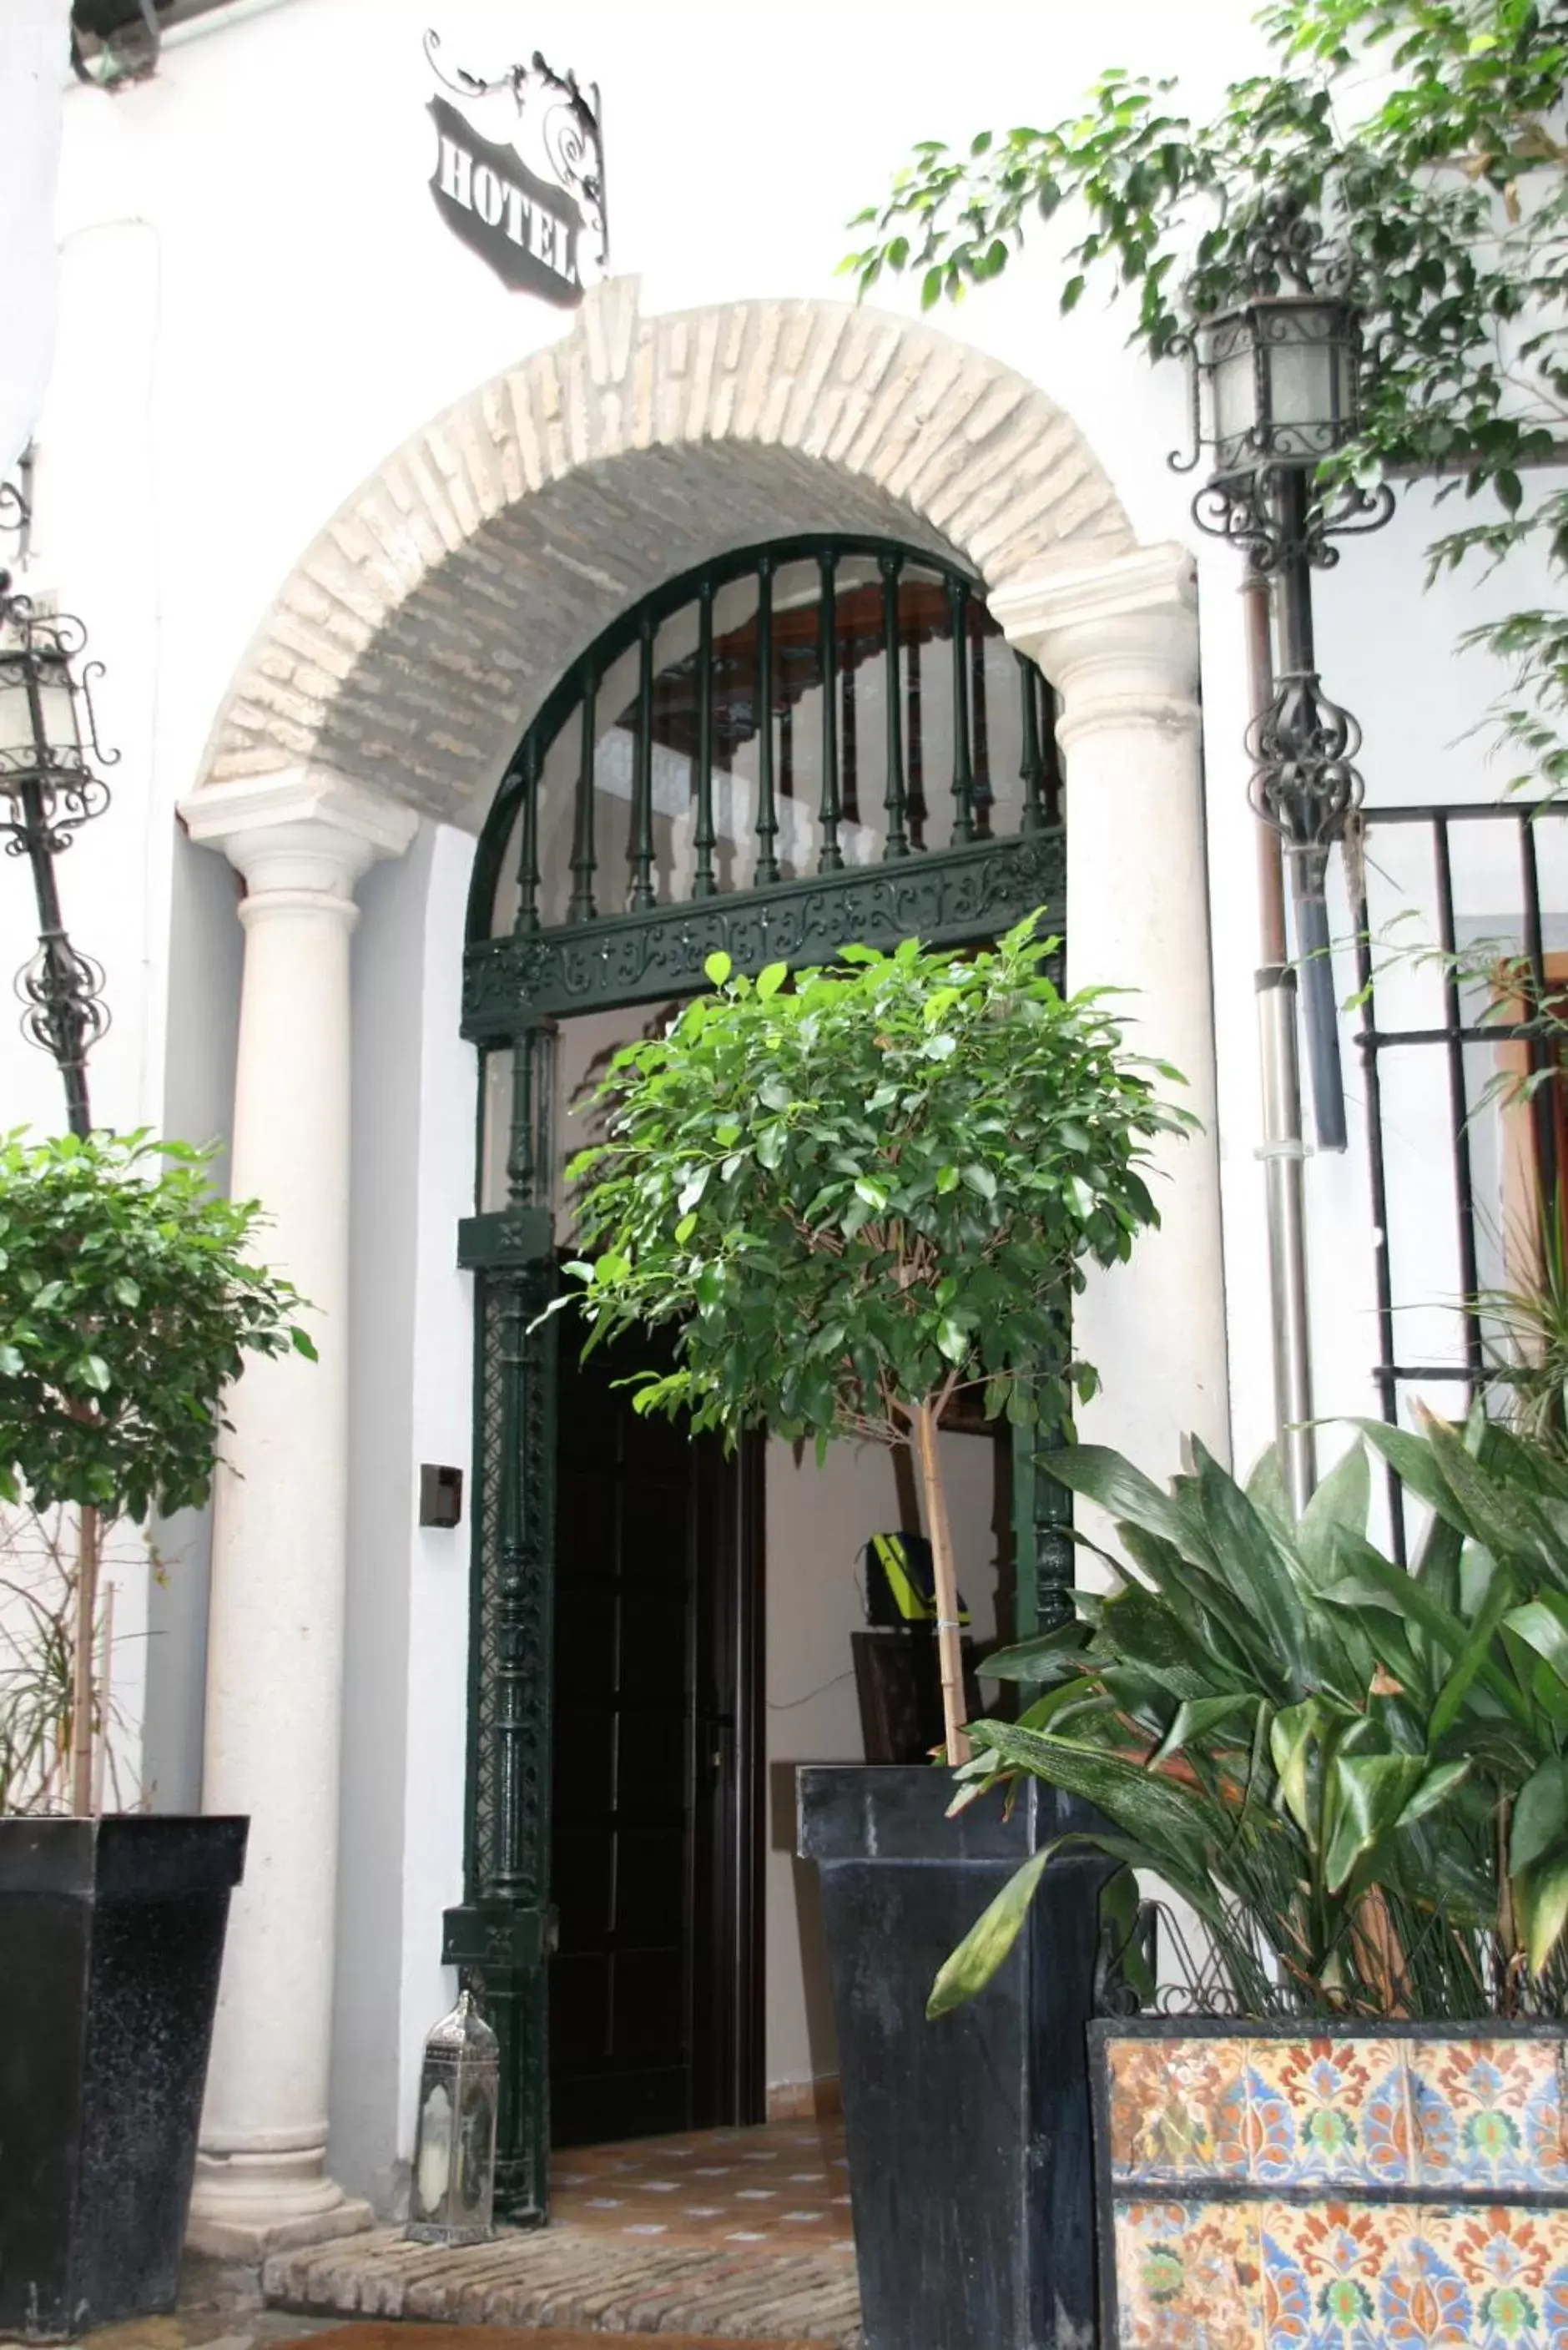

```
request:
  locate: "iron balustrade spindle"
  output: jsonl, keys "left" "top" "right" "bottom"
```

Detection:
{"left": 1432, "top": 818, "right": 1485, "bottom": 1389}
{"left": 693, "top": 582, "right": 717, "bottom": 898}
{"left": 1041, "top": 678, "right": 1065, "bottom": 828}
{"left": 567, "top": 664, "right": 597, "bottom": 923}
{"left": 816, "top": 550, "right": 842, "bottom": 872}
{"left": 516, "top": 737, "right": 542, "bottom": 933}
{"left": 1520, "top": 811, "right": 1560, "bottom": 1215}
{"left": 905, "top": 626, "right": 925, "bottom": 849}
{"left": 946, "top": 577, "right": 974, "bottom": 845}
{"left": 779, "top": 695, "right": 794, "bottom": 829}
{"left": 1349, "top": 851, "right": 1404, "bottom": 1557}
{"left": 631, "top": 608, "right": 656, "bottom": 910}
{"left": 1018, "top": 658, "right": 1047, "bottom": 836}
{"left": 840, "top": 638, "right": 860, "bottom": 825}
{"left": 754, "top": 557, "right": 779, "bottom": 885}
{"left": 879, "top": 552, "right": 908, "bottom": 858}
{"left": 971, "top": 621, "right": 992, "bottom": 840}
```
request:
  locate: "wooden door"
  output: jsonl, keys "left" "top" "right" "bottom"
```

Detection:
{"left": 549, "top": 1322, "right": 764, "bottom": 2147}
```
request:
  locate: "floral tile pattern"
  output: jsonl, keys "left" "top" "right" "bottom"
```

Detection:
{"left": 1103, "top": 2032, "right": 1568, "bottom": 2347}
{"left": 1113, "top": 2199, "right": 1265, "bottom": 2350}
{"left": 1113, "top": 2196, "right": 1568, "bottom": 2347}
{"left": 1105, "top": 2031, "right": 1568, "bottom": 2192}
{"left": 1404, "top": 2040, "right": 1568, "bottom": 2192}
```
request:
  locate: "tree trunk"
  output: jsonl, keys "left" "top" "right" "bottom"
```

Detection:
{"left": 914, "top": 1400, "right": 970, "bottom": 1767}
{"left": 70, "top": 1502, "right": 100, "bottom": 1817}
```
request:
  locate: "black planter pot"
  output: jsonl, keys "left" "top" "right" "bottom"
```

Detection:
{"left": 0, "top": 1814, "right": 247, "bottom": 2340}
{"left": 798, "top": 1762, "right": 1116, "bottom": 2350}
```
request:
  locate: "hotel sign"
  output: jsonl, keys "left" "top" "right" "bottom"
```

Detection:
{"left": 425, "top": 33, "right": 607, "bottom": 309}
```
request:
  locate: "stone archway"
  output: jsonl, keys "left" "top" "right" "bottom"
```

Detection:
{"left": 179, "top": 280, "right": 1224, "bottom": 2255}
{"left": 192, "top": 277, "right": 1132, "bottom": 829}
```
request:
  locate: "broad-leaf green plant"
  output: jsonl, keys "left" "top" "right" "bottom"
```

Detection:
{"left": 931, "top": 1412, "right": 1568, "bottom": 2021}
{"left": 552, "top": 914, "right": 1194, "bottom": 1763}
{"left": 0, "top": 1129, "right": 315, "bottom": 1813}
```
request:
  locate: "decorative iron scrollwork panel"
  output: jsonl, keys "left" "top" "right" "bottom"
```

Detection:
{"left": 464, "top": 831, "right": 1065, "bottom": 1035}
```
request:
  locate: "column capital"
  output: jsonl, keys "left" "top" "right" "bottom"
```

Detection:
{"left": 989, "top": 542, "right": 1198, "bottom": 747}
{"left": 180, "top": 769, "right": 419, "bottom": 901}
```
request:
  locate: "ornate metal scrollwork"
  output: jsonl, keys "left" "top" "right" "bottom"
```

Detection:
{"left": 1187, "top": 469, "right": 1395, "bottom": 574}
{"left": 1245, "top": 667, "right": 1365, "bottom": 860}
{"left": 16, "top": 929, "right": 110, "bottom": 1064}
{"left": 424, "top": 29, "right": 608, "bottom": 269}
{"left": 463, "top": 834, "right": 1066, "bottom": 1038}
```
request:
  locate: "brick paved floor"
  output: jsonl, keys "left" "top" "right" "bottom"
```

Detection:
{"left": 260, "top": 2122, "right": 860, "bottom": 2346}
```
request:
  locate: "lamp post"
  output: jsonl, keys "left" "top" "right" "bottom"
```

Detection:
{"left": 1174, "top": 203, "right": 1394, "bottom": 1506}
{"left": 0, "top": 489, "right": 115, "bottom": 1138}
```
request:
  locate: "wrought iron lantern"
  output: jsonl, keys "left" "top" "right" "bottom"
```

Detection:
{"left": 1172, "top": 204, "right": 1394, "bottom": 1153}
{"left": 1194, "top": 292, "right": 1362, "bottom": 509}
{"left": 405, "top": 1989, "right": 500, "bottom": 2245}
{"left": 0, "top": 548, "right": 115, "bottom": 1139}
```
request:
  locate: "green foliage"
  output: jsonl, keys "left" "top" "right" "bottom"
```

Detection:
{"left": 847, "top": 0, "right": 1568, "bottom": 793}
{"left": 0, "top": 1510, "right": 75, "bottom": 1815}
{"left": 1475, "top": 1187, "right": 1568, "bottom": 1450}
{"left": 933, "top": 1411, "right": 1568, "bottom": 2021}
{"left": 555, "top": 915, "right": 1193, "bottom": 1447}
{"left": 0, "top": 1129, "right": 315, "bottom": 1522}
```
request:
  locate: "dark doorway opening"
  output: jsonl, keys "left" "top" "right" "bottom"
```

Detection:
{"left": 549, "top": 1316, "right": 766, "bottom": 2147}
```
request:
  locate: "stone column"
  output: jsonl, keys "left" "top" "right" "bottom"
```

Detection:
{"left": 179, "top": 772, "right": 416, "bottom": 2257}
{"left": 991, "top": 543, "right": 1230, "bottom": 1476}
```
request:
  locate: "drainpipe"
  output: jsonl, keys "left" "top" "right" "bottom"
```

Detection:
{"left": 1247, "top": 567, "right": 1317, "bottom": 1514}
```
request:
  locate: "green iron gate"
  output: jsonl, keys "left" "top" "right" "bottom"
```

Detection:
{"left": 444, "top": 533, "right": 1072, "bottom": 2221}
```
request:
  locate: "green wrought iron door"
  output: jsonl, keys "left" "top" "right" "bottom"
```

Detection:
{"left": 450, "top": 536, "right": 1070, "bottom": 2224}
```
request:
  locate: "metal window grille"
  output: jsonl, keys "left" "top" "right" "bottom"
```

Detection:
{"left": 1353, "top": 801, "right": 1568, "bottom": 1557}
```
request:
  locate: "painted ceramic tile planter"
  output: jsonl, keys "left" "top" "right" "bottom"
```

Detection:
{"left": 1090, "top": 2018, "right": 1568, "bottom": 2347}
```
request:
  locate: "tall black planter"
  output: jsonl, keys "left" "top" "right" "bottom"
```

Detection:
{"left": 798, "top": 1763, "right": 1113, "bottom": 2350}
{"left": 0, "top": 1814, "right": 248, "bottom": 2340}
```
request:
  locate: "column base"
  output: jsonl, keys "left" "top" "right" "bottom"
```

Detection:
{"left": 186, "top": 2190, "right": 376, "bottom": 2262}
{"left": 187, "top": 2146, "right": 376, "bottom": 2259}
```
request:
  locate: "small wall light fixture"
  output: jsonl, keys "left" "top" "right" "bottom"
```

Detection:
{"left": 419, "top": 1464, "right": 464, "bottom": 1528}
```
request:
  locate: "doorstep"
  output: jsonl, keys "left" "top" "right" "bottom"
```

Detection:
{"left": 260, "top": 2230, "right": 860, "bottom": 2347}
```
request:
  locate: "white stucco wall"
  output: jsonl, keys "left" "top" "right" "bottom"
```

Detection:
{"left": 0, "top": 0, "right": 68, "bottom": 476}
{"left": 764, "top": 1430, "right": 1004, "bottom": 2102}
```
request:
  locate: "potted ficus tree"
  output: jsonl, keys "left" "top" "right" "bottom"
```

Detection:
{"left": 936, "top": 1415, "right": 1568, "bottom": 2343}
{"left": 0, "top": 1127, "right": 315, "bottom": 2340}
{"left": 555, "top": 913, "right": 1192, "bottom": 2350}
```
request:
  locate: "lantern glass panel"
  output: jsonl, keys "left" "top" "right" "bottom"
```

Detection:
{"left": 0, "top": 653, "right": 36, "bottom": 759}
{"left": 35, "top": 650, "right": 82, "bottom": 760}
{"left": 1202, "top": 312, "right": 1258, "bottom": 476}
{"left": 1259, "top": 302, "right": 1353, "bottom": 461}
{"left": 0, "top": 635, "right": 80, "bottom": 766}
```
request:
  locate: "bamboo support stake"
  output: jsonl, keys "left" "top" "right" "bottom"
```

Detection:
{"left": 915, "top": 1400, "right": 970, "bottom": 1766}
{"left": 71, "top": 1501, "right": 100, "bottom": 1817}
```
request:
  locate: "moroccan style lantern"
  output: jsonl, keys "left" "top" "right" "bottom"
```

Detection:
{"left": 404, "top": 1990, "right": 500, "bottom": 2244}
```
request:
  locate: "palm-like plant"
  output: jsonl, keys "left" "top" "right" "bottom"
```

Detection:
{"left": 933, "top": 1413, "right": 1568, "bottom": 2022}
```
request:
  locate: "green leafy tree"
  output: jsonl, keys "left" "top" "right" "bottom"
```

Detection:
{"left": 0, "top": 1130, "right": 315, "bottom": 1813}
{"left": 931, "top": 1412, "right": 1568, "bottom": 2022}
{"left": 554, "top": 915, "right": 1193, "bottom": 1764}
{"left": 848, "top": 0, "right": 1568, "bottom": 790}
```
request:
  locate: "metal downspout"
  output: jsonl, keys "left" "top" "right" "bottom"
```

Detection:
{"left": 1247, "top": 568, "right": 1317, "bottom": 1513}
